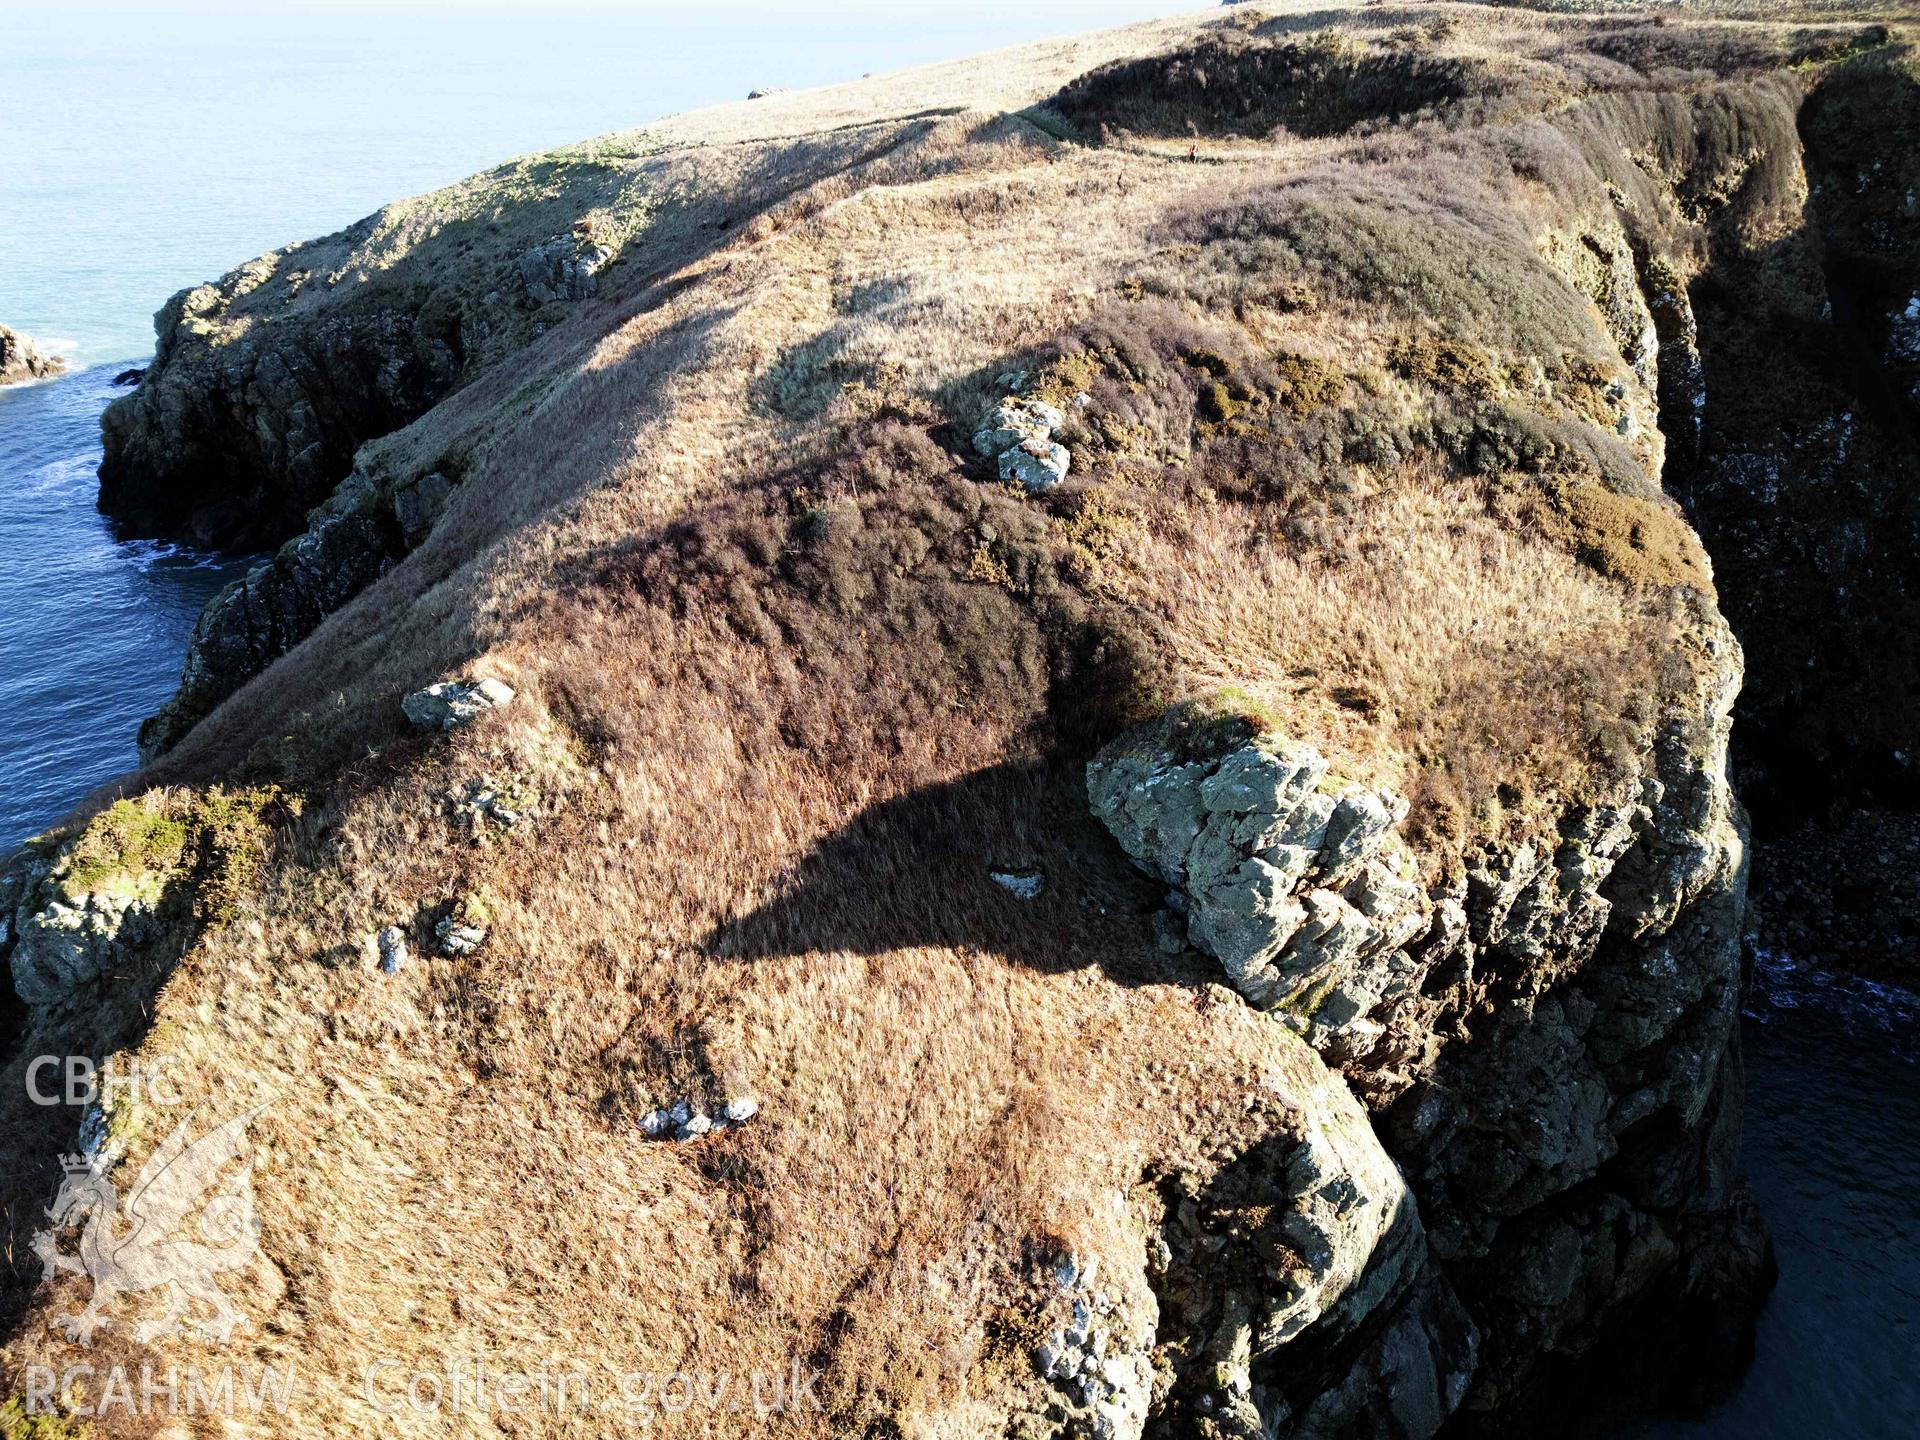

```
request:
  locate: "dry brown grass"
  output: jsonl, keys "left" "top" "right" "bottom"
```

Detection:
{"left": 2, "top": 2, "right": 1884, "bottom": 1432}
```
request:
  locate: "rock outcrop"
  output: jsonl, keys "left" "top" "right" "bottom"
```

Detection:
{"left": 20, "top": 12, "right": 1901, "bottom": 1439}
{"left": 517, "top": 232, "right": 613, "bottom": 304}
{"left": 1089, "top": 718, "right": 1426, "bottom": 1055}
{"left": 1083, "top": 602, "right": 1764, "bottom": 1434}
{"left": 975, "top": 393, "right": 1072, "bottom": 491}
{"left": 0, "top": 325, "right": 67, "bottom": 386}
{"left": 0, "top": 790, "right": 280, "bottom": 1017}
{"left": 92, "top": 155, "right": 643, "bottom": 550}
{"left": 97, "top": 283, "right": 465, "bottom": 548}
{"left": 1, "top": 845, "right": 169, "bottom": 1011}
{"left": 137, "top": 463, "right": 462, "bottom": 760}
{"left": 401, "top": 675, "right": 515, "bottom": 732}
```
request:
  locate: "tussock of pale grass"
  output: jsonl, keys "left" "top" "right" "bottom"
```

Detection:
{"left": 1111, "top": 464, "right": 1684, "bottom": 858}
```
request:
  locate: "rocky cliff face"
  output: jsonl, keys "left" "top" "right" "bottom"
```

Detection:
{"left": 0, "top": 325, "right": 66, "bottom": 386}
{"left": 1077, "top": 600, "right": 1764, "bottom": 1436}
{"left": 97, "top": 282, "right": 464, "bottom": 548}
{"left": 133, "top": 460, "right": 455, "bottom": 759}
{"left": 1656, "top": 46, "right": 1920, "bottom": 826}
{"left": 1643, "top": 45, "right": 1920, "bottom": 986}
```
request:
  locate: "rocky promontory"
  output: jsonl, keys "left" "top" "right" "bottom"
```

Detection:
{"left": 0, "top": 324, "right": 66, "bottom": 386}
{"left": 10, "top": 5, "right": 1919, "bottom": 1437}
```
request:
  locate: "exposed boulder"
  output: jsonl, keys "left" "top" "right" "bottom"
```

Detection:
{"left": 999, "top": 439, "right": 1072, "bottom": 492}
{"left": 990, "top": 866, "right": 1047, "bottom": 899}
{"left": 0, "top": 325, "right": 67, "bottom": 386}
{"left": 517, "top": 234, "right": 613, "bottom": 305}
{"left": 434, "top": 892, "right": 491, "bottom": 957}
{"left": 974, "top": 393, "right": 1072, "bottom": 492}
{"left": 402, "top": 677, "right": 516, "bottom": 732}
{"left": 973, "top": 397, "right": 1067, "bottom": 457}
{"left": 375, "top": 924, "right": 409, "bottom": 973}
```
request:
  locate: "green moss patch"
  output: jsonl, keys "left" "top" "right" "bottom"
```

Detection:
{"left": 0, "top": 1399, "right": 91, "bottom": 1439}
{"left": 62, "top": 801, "right": 189, "bottom": 891}
{"left": 56, "top": 787, "right": 291, "bottom": 926}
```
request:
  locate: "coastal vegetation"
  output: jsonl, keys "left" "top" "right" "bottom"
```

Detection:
{"left": 4, "top": 2, "right": 1917, "bottom": 1436}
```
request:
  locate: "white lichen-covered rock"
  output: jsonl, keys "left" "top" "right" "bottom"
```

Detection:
{"left": 642, "top": 1095, "right": 759, "bottom": 1141}
{"left": 989, "top": 866, "right": 1046, "bottom": 899}
{"left": 1087, "top": 709, "right": 1429, "bottom": 1036}
{"left": 403, "top": 677, "right": 515, "bottom": 732}
{"left": 974, "top": 393, "right": 1073, "bottom": 492}
{"left": 2, "top": 848, "right": 169, "bottom": 1009}
{"left": 971, "top": 396, "right": 1065, "bottom": 457}
{"left": 999, "top": 439, "right": 1071, "bottom": 492}
{"left": 435, "top": 918, "right": 488, "bottom": 956}
{"left": 518, "top": 235, "right": 613, "bottom": 304}
{"left": 376, "top": 925, "right": 409, "bottom": 973}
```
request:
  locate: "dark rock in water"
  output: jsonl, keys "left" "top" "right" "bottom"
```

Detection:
{"left": 96, "top": 288, "right": 464, "bottom": 550}
{"left": 0, "top": 325, "right": 67, "bottom": 386}
{"left": 111, "top": 367, "right": 145, "bottom": 386}
{"left": 1751, "top": 809, "right": 1920, "bottom": 984}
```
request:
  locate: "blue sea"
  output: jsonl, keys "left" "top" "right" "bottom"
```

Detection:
{"left": 0, "top": 6, "right": 1914, "bottom": 1438}
{"left": 1632, "top": 952, "right": 1920, "bottom": 1440}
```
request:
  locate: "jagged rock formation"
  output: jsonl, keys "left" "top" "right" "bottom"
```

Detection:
{"left": 135, "top": 460, "right": 454, "bottom": 757}
{"left": 1081, "top": 598, "right": 1762, "bottom": 1435}
{"left": 0, "top": 324, "right": 66, "bottom": 385}
{"left": 16, "top": 6, "right": 1919, "bottom": 1438}
{"left": 2, "top": 842, "right": 169, "bottom": 1009}
{"left": 977, "top": 393, "right": 1075, "bottom": 491}
{"left": 1, "top": 789, "right": 280, "bottom": 1018}
{"left": 98, "top": 282, "right": 464, "bottom": 547}
{"left": 1089, "top": 720, "right": 1425, "bottom": 1041}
